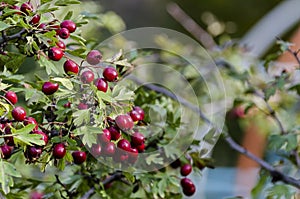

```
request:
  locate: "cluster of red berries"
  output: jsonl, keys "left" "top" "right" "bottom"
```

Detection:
{"left": 180, "top": 164, "right": 196, "bottom": 196}
{"left": 89, "top": 106, "right": 146, "bottom": 165}
{"left": 0, "top": 90, "right": 86, "bottom": 165}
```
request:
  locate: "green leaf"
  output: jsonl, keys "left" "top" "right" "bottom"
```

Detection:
{"left": 268, "top": 134, "right": 297, "bottom": 152}
{"left": 3, "top": 162, "right": 21, "bottom": 178}
{"left": 64, "top": 11, "right": 73, "bottom": 20}
{"left": 96, "top": 89, "right": 112, "bottom": 103}
{"left": 0, "top": 52, "right": 26, "bottom": 73}
{"left": 264, "top": 87, "right": 276, "bottom": 101}
{"left": 0, "top": 159, "right": 10, "bottom": 194}
{"left": 52, "top": 77, "right": 73, "bottom": 90}
{"left": 112, "top": 85, "right": 134, "bottom": 102}
{"left": 0, "top": 21, "right": 11, "bottom": 31}
{"left": 73, "top": 110, "right": 90, "bottom": 126}
{"left": 13, "top": 124, "right": 45, "bottom": 146}
{"left": 145, "top": 153, "right": 163, "bottom": 165}
{"left": 54, "top": 0, "right": 81, "bottom": 6}
{"left": 24, "top": 88, "right": 46, "bottom": 105}
{"left": 38, "top": 56, "right": 59, "bottom": 75}
{"left": 266, "top": 184, "right": 295, "bottom": 199}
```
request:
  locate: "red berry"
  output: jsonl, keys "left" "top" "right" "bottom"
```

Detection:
{"left": 129, "top": 110, "right": 143, "bottom": 122}
{"left": 0, "top": 145, "right": 12, "bottom": 159}
{"left": 5, "top": 91, "right": 18, "bottom": 104}
{"left": 135, "top": 143, "right": 145, "bottom": 152}
{"left": 29, "top": 191, "right": 43, "bottom": 199}
{"left": 12, "top": 106, "right": 26, "bottom": 121}
{"left": 81, "top": 70, "right": 94, "bottom": 84}
{"left": 33, "top": 130, "right": 48, "bottom": 145}
{"left": 113, "top": 150, "right": 129, "bottom": 163}
{"left": 181, "top": 178, "right": 196, "bottom": 196}
{"left": 24, "top": 117, "right": 38, "bottom": 131}
{"left": 115, "top": 114, "right": 134, "bottom": 131}
{"left": 72, "top": 151, "right": 86, "bottom": 164}
{"left": 103, "top": 67, "right": 118, "bottom": 82}
{"left": 11, "top": 5, "right": 21, "bottom": 15}
{"left": 128, "top": 148, "right": 138, "bottom": 164}
{"left": 180, "top": 164, "right": 192, "bottom": 176}
{"left": 60, "top": 20, "right": 76, "bottom": 33}
{"left": 86, "top": 50, "right": 102, "bottom": 65}
{"left": 58, "top": 28, "right": 70, "bottom": 39}
{"left": 38, "top": 23, "right": 47, "bottom": 29}
{"left": 56, "top": 40, "right": 66, "bottom": 50}
{"left": 42, "top": 82, "right": 59, "bottom": 95}
{"left": 20, "top": 2, "right": 33, "bottom": 15}
{"left": 64, "top": 59, "right": 79, "bottom": 75}
{"left": 95, "top": 78, "right": 108, "bottom": 92}
{"left": 53, "top": 143, "right": 66, "bottom": 159}
{"left": 133, "top": 106, "right": 145, "bottom": 120}
{"left": 91, "top": 144, "right": 101, "bottom": 157}
{"left": 48, "top": 47, "right": 64, "bottom": 61}
{"left": 78, "top": 102, "right": 88, "bottom": 110}
{"left": 30, "top": 14, "right": 40, "bottom": 25}
{"left": 131, "top": 132, "right": 145, "bottom": 146}
{"left": 98, "top": 129, "right": 111, "bottom": 144}
{"left": 117, "top": 139, "right": 131, "bottom": 152}
{"left": 107, "top": 126, "right": 121, "bottom": 141}
{"left": 3, "top": 125, "right": 14, "bottom": 146}
{"left": 103, "top": 142, "right": 115, "bottom": 156}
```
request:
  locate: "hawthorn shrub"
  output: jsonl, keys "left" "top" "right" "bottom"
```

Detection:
{"left": 1, "top": 0, "right": 300, "bottom": 199}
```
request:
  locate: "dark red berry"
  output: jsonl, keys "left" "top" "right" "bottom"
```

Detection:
{"left": 26, "top": 146, "right": 42, "bottom": 159}
{"left": 29, "top": 191, "right": 43, "bottom": 199}
{"left": 64, "top": 59, "right": 79, "bottom": 75}
{"left": 95, "top": 78, "right": 108, "bottom": 92}
{"left": 72, "top": 151, "right": 86, "bottom": 164}
{"left": 78, "top": 102, "right": 88, "bottom": 110}
{"left": 170, "top": 159, "right": 181, "bottom": 169}
{"left": 115, "top": 114, "right": 134, "bottom": 131}
{"left": 56, "top": 40, "right": 66, "bottom": 50}
{"left": 0, "top": 145, "right": 12, "bottom": 159}
{"left": 20, "top": 2, "right": 33, "bottom": 15}
{"left": 180, "top": 164, "right": 192, "bottom": 176}
{"left": 117, "top": 139, "right": 131, "bottom": 152}
{"left": 86, "top": 50, "right": 102, "bottom": 65}
{"left": 11, "top": 5, "right": 21, "bottom": 15}
{"left": 107, "top": 126, "right": 121, "bottom": 141}
{"left": 53, "top": 143, "right": 66, "bottom": 159}
{"left": 103, "top": 142, "right": 115, "bottom": 156}
{"left": 98, "top": 129, "right": 111, "bottom": 144}
{"left": 42, "top": 82, "right": 59, "bottom": 95}
{"left": 33, "top": 130, "right": 48, "bottom": 145}
{"left": 24, "top": 117, "right": 38, "bottom": 131}
{"left": 30, "top": 14, "right": 40, "bottom": 25}
{"left": 135, "top": 143, "right": 145, "bottom": 152}
{"left": 103, "top": 67, "right": 118, "bottom": 82}
{"left": 64, "top": 102, "right": 71, "bottom": 108}
{"left": 58, "top": 28, "right": 70, "bottom": 39}
{"left": 12, "top": 106, "right": 26, "bottom": 121}
{"left": 38, "top": 23, "right": 47, "bottom": 30}
{"left": 131, "top": 132, "right": 145, "bottom": 146}
{"left": 81, "top": 70, "right": 94, "bottom": 84}
{"left": 48, "top": 47, "right": 64, "bottom": 61}
{"left": 5, "top": 91, "right": 18, "bottom": 104}
{"left": 113, "top": 150, "right": 129, "bottom": 163}
{"left": 181, "top": 178, "right": 196, "bottom": 196}
{"left": 4, "top": 125, "right": 14, "bottom": 146}
{"left": 91, "top": 144, "right": 101, "bottom": 157}
{"left": 60, "top": 20, "right": 76, "bottom": 33}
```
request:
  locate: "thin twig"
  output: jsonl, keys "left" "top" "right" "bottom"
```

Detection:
{"left": 287, "top": 48, "right": 300, "bottom": 67}
{"left": 166, "top": 2, "right": 216, "bottom": 50}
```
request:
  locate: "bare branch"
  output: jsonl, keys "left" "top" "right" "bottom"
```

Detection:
{"left": 166, "top": 2, "right": 216, "bottom": 50}
{"left": 129, "top": 75, "right": 300, "bottom": 189}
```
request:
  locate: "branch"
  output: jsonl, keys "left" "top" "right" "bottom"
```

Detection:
{"left": 129, "top": 75, "right": 300, "bottom": 189}
{"left": 166, "top": 2, "right": 216, "bottom": 50}
{"left": 287, "top": 48, "right": 300, "bottom": 67}
{"left": 0, "top": 28, "right": 27, "bottom": 45}
{"left": 80, "top": 171, "right": 124, "bottom": 199}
